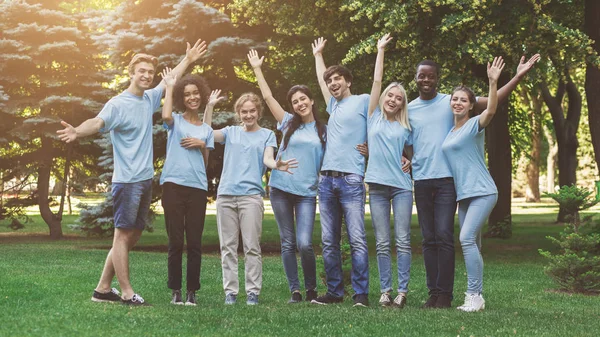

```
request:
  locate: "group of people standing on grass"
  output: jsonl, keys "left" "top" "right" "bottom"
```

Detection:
{"left": 57, "top": 34, "right": 540, "bottom": 312}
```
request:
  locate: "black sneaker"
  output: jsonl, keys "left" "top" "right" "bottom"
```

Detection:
{"left": 288, "top": 291, "right": 302, "bottom": 304}
{"left": 422, "top": 294, "right": 438, "bottom": 309}
{"left": 434, "top": 294, "right": 452, "bottom": 308}
{"left": 305, "top": 289, "right": 317, "bottom": 302}
{"left": 185, "top": 290, "right": 197, "bottom": 306}
{"left": 91, "top": 288, "right": 121, "bottom": 303}
{"left": 122, "top": 294, "right": 148, "bottom": 306}
{"left": 353, "top": 294, "right": 369, "bottom": 307}
{"left": 311, "top": 293, "right": 343, "bottom": 305}
{"left": 171, "top": 290, "right": 183, "bottom": 305}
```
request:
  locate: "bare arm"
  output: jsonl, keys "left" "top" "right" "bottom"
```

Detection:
{"left": 156, "top": 39, "right": 208, "bottom": 91}
{"left": 57, "top": 118, "right": 104, "bottom": 143}
{"left": 263, "top": 146, "right": 298, "bottom": 174}
{"left": 312, "top": 37, "right": 331, "bottom": 107}
{"left": 202, "top": 148, "right": 210, "bottom": 169}
{"left": 475, "top": 53, "right": 540, "bottom": 110}
{"left": 478, "top": 57, "right": 505, "bottom": 128}
{"left": 161, "top": 68, "right": 177, "bottom": 126}
{"left": 369, "top": 33, "right": 393, "bottom": 116}
{"left": 248, "top": 50, "right": 286, "bottom": 123}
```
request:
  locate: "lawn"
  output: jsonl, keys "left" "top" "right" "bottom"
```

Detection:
{"left": 0, "top": 198, "right": 599, "bottom": 336}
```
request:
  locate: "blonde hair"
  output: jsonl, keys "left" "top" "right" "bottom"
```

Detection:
{"left": 379, "top": 82, "right": 410, "bottom": 130}
{"left": 234, "top": 92, "right": 264, "bottom": 120}
{"left": 127, "top": 53, "right": 158, "bottom": 75}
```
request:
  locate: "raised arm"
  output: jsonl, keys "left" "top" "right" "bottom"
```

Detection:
{"left": 263, "top": 146, "right": 298, "bottom": 174}
{"left": 478, "top": 57, "right": 505, "bottom": 128}
{"left": 475, "top": 53, "right": 540, "bottom": 110}
{"left": 248, "top": 50, "right": 286, "bottom": 123}
{"left": 202, "top": 89, "right": 226, "bottom": 143}
{"left": 57, "top": 118, "right": 104, "bottom": 143}
{"left": 312, "top": 37, "right": 331, "bottom": 106}
{"left": 157, "top": 39, "right": 207, "bottom": 91}
{"left": 161, "top": 67, "right": 177, "bottom": 126}
{"left": 369, "top": 33, "right": 393, "bottom": 116}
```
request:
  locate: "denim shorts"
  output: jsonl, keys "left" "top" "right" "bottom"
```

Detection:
{"left": 112, "top": 179, "right": 152, "bottom": 230}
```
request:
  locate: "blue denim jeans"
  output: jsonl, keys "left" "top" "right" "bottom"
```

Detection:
{"left": 270, "top": 187, "right": 317, "bottom": 293}
{"left": 368, "top": 183, "right": 413, "bottom": 293}
{"left": 414, "top": 177, "right": 457, "bottom": 297}
{"left": 458, "top": 193, "right": 497, "bottom": 294}
{"left": 318, "top": 173, "right": 369, "bottom": 297}
{"left": 112, "top": 179, "right": 152, "bottom": 230}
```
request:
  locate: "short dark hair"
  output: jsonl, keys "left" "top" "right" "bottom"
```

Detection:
{"left": 416, "top": 60, "right": 440, "bottom": 77}
{"left": 323, "top": 65, "right": 353, "bottom": 84}
{"left": 173, "top": 74, "right": 210, "bottom": 112}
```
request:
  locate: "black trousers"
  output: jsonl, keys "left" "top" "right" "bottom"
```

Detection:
{"left": 161, "top": 182, "right": 208, "bottom": 291}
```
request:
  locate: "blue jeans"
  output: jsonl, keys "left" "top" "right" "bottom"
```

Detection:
{"left": 368, "top": 183, "right": 413, "bottom": 293}
{"left": 270, "top": 187, "right": 317, "bottom": 293}
{"left": 318, "top": 173, "right": 369, "bottom": 297}
{"left": 458, "top": 193, "right": 497, "bottom": 294}
{"left": 414, "top": 177, "right": 457, "bottom": 297}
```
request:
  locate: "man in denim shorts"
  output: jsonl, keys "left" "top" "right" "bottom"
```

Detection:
{"left": 58, "top": 39, "right": 207, "bottom": 305}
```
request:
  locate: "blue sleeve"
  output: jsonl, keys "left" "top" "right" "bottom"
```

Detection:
{"left": 97, "top": 102, "right": 118, "bottom": 133}
{"left": 326, "top": 96, "right": 335, "bottom": 115}
{"left": 277, "top": 112, "right": 293, "bottom": 131}
{"left": 219, "top": 126, "right": 231, "bottom": 145}
{"left": 206, "top": 127, "right": 215, "bottom": 150}
{"left": 361, "top": 94, "right": 370, "bottom": 118}
{"left": 146, "top": 85, "right": 164, "bottom": 112}
{"left": 163, "top": 113, "right": 176, "bottom": 130}
{"left": 470, "top": 116, "right": 485, "bottom": 134}
{"left": 265, "top": 130, "right": 277, "bottom": 148}
{"left": 406, "top": 130, "right": 413, "bottom": 146}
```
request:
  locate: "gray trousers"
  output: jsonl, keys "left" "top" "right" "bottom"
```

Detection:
{"left": 216, "top": 194, "right": 264, "bottom": 296}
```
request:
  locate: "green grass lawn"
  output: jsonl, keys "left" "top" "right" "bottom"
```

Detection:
{"left": 1, "top": 199, "right": 599, "bottom": 336}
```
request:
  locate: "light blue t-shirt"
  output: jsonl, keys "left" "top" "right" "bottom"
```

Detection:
{"left": 160, "top": 114, "right": 214, "bottom": 191}
{"left": 97, "top": 86, "right": 163, "bottom": 183}
{"left": 218, "top": 126, "right": 277, "bottom": 196}
{"left": 321, "top": 94, "right": 369, "bottom": 176}
{"left": 269, "top": 112, "right": 325, "bottom": 197}
{"left": 441, "top": 115, "right": 497, "bottom": 201}
{"left": 407, "top": 93, "right": 455, "bottom": 181}
{"left": 365, "top": 107, "right": 413, "bottom": 191}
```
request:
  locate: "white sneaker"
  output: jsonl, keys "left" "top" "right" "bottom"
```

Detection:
{"left": 379, "top": 293, "right": 392, "bottom": 306}
{"left": 457, "top": 293, "right": 485, "bottom": 312}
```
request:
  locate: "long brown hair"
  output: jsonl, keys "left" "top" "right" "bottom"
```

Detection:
{"left": 282, "top": 85, "right": 326, "bottom": 151}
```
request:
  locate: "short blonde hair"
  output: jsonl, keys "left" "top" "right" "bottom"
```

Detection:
{"left": 379, "top": 82, "right": 410, "bottom": 130}
{"left": 234, "top": 92, "right": 264, "bottom": 119}
{"left": 128, "top": 53, "right": 158, "bottom": 76}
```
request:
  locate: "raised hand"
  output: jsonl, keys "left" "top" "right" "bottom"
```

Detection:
{"left": 207, "top": 89, "right": 226, "bottom": 107}
{"left": 247, "top": 49, "right": 264, "bottom": 69}
{"left": 401, "top": 156, "right": 411, "bottom": 173}
{"left": 312, "top": 37, "right": 327, "bottom": 56}
{"left": 185, "top": 39, "right": 208, "bottom": 63}
{"left": 57, "top": 121, "right": 77, "bottom": 143}
{"left": 377, "top": 33, "right": 393, "bottom": 50}
{"left": 180, "top": 137, "right": 206, "bottom": 149}
{"left": 487, "top": 56, "right": 505, "bottom": 84}
{"left": 276, "top": 158, "right": 299, "bottom": 174}
{"left": 516, "top": 53, "right": 541, "bottom": 78}
{"left": 161, "top": 67, "right": 177, "bottom": 87}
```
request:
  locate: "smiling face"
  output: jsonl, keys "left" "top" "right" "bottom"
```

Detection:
{"left": 183, "top": 84, "right": 202, "bottom": 112}
{"left": 238, "top": 100, "right": 260, "bottom": 128}
{"left": 450, "top": 90, "right": 474, "bottom": 118}
{"left": 326, "top": 73, "right": 351, "bottom": 100}
{"left": 382, "top": 86, "right": 405, "bottom": 116}
{"left": 415, "top": 65, "right": 438, "bottom": 98}
{"left": 290, "top": 91, "right": 314, "bottom": 118}
{"left": 130, "top": 61, "right": 155, "bottom": 91}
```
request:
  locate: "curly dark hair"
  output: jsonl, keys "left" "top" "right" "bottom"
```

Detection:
{"left": 173, "top": 74, "right": 210, "bottom": 112}
{"left": 282, "top": 85, "right": 327, "bottom": 151}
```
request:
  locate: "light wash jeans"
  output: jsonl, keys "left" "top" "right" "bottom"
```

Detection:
{"left": 270, "top": 187, "right": 317, "bottom": 293}
{"left": 368, "top": 183, "right": 413, "bottom": 293}
{"left": 318, "top": 173, "right": 369, "bottom": 297}
{"left": 458, "top": 193, "right": 497, "bottom": 294}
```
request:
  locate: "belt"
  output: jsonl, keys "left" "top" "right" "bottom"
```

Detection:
{"left": 321, "top": 170, "right": 351, "bottom": 177}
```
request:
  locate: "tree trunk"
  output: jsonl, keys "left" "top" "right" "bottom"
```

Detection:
{"left": 38, "top": 136, "right": 62, "bottom": 239}
{"left": 585, "top": 0, "right": 600, "bottom": 176}
{"left": 544, "top": 124, "right": 558, "bottom": 193}
{"left": 523, "top": 89, "right": 542, "bottom": 202}
{"left": 485, "top": 98, "right": 512, "bottom": 238}
{"left": 58, "top": 149, "right": 71, "bottom": 220}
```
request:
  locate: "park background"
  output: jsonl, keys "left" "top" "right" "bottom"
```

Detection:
{"left": 1, "top": 0, "right": 600, "bottom": 336}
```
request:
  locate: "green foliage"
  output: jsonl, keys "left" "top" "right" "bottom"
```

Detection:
{"left": 540, "top": 185, "right": 600, "bottom": 293}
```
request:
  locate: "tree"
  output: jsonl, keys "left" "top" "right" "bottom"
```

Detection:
{"left": 585, "top": 0, "right": 600, "bottom": 176}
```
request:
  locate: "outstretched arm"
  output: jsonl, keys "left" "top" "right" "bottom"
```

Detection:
{"left": 478, "top": 57, "right": 505, "bottom": 129}
{"left": 369, "top": 33, "right": 393, "bottom": 116}
{"left": 263, "top": 147, "right": 298, "bottom": 175}
{"left": 248, "top": 50, "right": 286, "bottom": 123}
{"left": 156, "top": 39, "right": 207, "bottom": 91}
{"left": 475, "top": 53, "right": 540, "bottom": 110}
{"left": 57, "top": 118, "right": 104, "bottom": 143}
{"left": 161, "top": 67, "right": 177, "bottom": 126}
{"left": 312, "top": 37, "right": 331, "bottom": 107}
